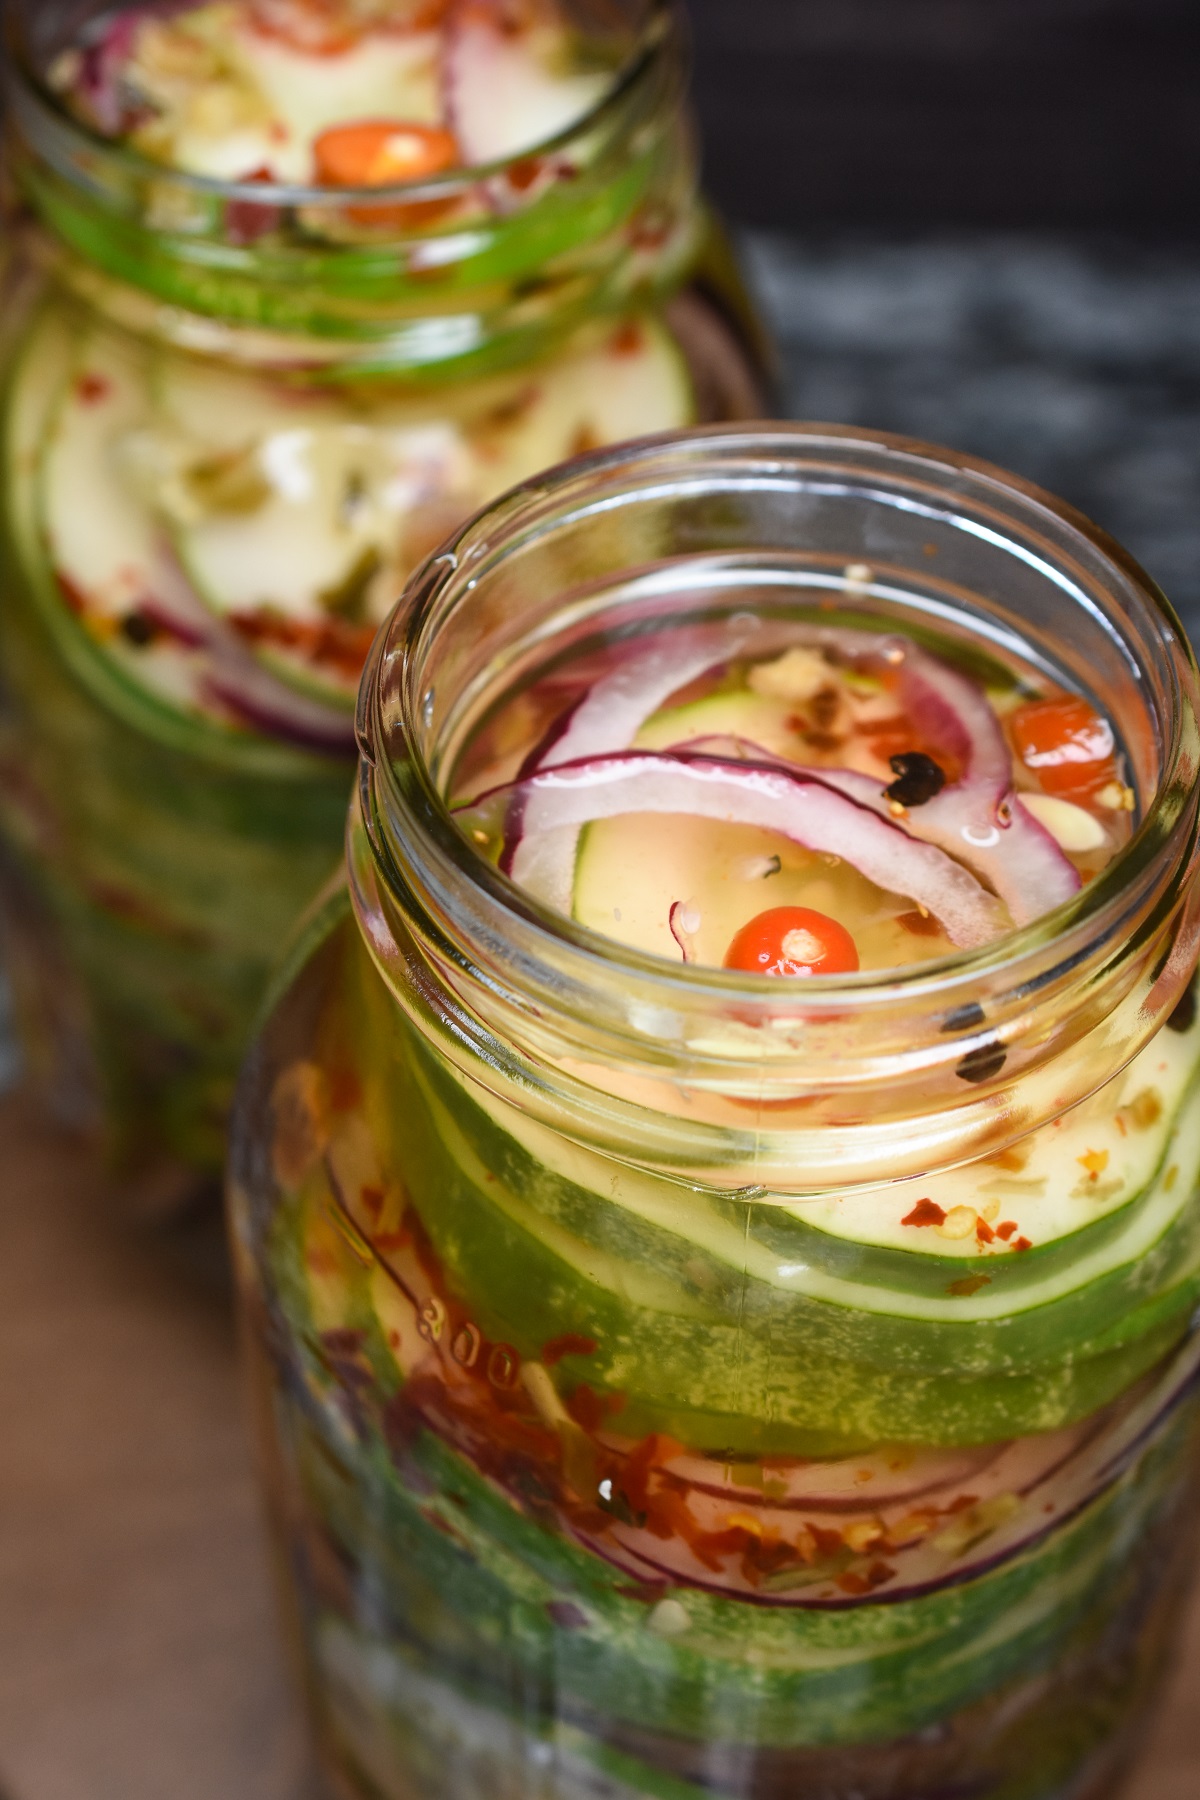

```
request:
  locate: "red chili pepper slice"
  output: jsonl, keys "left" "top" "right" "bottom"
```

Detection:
{"left": 1010, "top": 696, "right": 1117, "bottom": 798}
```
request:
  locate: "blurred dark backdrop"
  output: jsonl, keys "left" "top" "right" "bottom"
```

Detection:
{"left": 680, "top": 0, "right": 1200, "bottom": 634}
{"left": 688, "top": 0, "right": 1200, "bottom": 232}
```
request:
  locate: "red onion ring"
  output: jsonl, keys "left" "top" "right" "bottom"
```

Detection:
{"left": 813, "top": 630, "right": 1082, "bottom": 920}
{"left": 458, "top": 750, "right": 1008, "bottom": 950}
{"left": 569, "top": 1333, "right": 1200, "bottom": 1610}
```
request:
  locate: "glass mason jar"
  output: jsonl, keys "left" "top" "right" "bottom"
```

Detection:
{"left": 230, "top": 426, "right": 1200, "bottom": 1800}
{"left": 0, "top": 0, "right": 768, "bottom": 1197}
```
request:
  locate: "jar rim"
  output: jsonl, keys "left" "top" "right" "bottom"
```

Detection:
{"left": 349, "top": 424, "right": 1200, "bottom": 1183}
{"left": 5, "top": 0, "right": 675, "bottom": 210}
{"left": 361, "top": 421, "right": 1200, "bottom": 1022}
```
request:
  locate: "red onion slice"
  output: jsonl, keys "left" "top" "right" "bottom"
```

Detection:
{"left": 458, "top": 750, "right": 1007, "bottom": 950}
{"left": 813, "top": 629, "right": 1082, "bottom": 920}
{"left": 539, "top": 632, "right": 747, "bottom": 773}
{"left": 910, "top": 789, "right": 1081, "bottom": 924}
{"left": 516, "top": 627, "right": 751, "bottom": 881}
{"left": 668, "top": 901, "right": 697, "bottom": 964}
{"left": 137, "top": 546, "right": 355, "bottom": 754}
{"left": 76, "top": 2, "right": 193, "bottom": 135}
{"left": 663, "top": 736, "right": 1081, "bottom": 930}
{"left": 815, "top": 627, "right": 1010, "bottom": 788}
{"left": 572, "top": 1331, "right": 1200, "bottom": 1609}
{"left": 444, "top": 0, "right": 607, "bottom": 169}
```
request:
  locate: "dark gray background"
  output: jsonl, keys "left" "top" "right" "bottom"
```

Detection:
{"left": 676, "top": 0, "right": 1200, "bottom": 642}
{"left": 689, "top": 0, "right": 1200, "bottom": 230}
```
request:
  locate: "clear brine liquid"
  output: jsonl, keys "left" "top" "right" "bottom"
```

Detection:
{"left": 450, "top": 594, "right": 1135, "bottom": 974}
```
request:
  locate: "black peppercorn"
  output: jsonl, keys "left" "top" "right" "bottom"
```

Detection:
{"left": 957, "top": 1042, "right": 1008, "bottom": 1084}
{"left": 886, "top": 752, "right": 946, "bottom": 808}
{"left": 120, "top": 610, "right": 158, "bottom": 648}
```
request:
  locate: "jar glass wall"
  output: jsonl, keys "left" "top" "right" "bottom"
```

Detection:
{"left": 230, "top": 427, "right": 1200, "bottom": 1800}
{"left": 0, "top": 0, "right": 769, "bottom": 1195}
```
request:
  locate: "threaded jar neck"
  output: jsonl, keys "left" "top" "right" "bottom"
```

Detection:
{"left": 349, "top": 425, "right": 1200, "bottom": 1193}
{"left": 4, "top": 0, "right": 697, "bottom": 376}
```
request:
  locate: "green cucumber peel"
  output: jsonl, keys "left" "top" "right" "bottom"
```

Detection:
{"left": 278, "top": 1345, "right": 1195, "bottom": 1750}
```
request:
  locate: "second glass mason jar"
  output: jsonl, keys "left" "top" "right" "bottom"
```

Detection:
{"left": 0, "top": 0, "right": 768, "bottom": 1192}
{"left": 231, "top": 427, "right": 1200, "bottom": 1800}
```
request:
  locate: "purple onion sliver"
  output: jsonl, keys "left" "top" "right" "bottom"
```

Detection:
{"left": 460, "top": 749, "right": 1007, "bottom": 949}
{"left": 203, "top": 673, "right": 356, "bottom": 755}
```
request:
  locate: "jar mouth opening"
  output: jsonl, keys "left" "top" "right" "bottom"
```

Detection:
{"left": 363, "top": 423, "right": 1200, "bottom": 1023}
{"left": 6, "top": 0, "right": 673, "bottom": 212}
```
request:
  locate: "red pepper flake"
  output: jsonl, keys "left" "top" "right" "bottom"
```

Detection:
{"left": 986, "top": 1145, "right": 1031, "bottom": 1173}
{"left": 568, "top": 1387, "right": 604, "bottom": 1432}
{"left": 542, "top": 1333, "right": 598, "bottom": 1367}
{"left": 610, "top": 320, "right": 645, "bottom": 358}
{"left": 902, "top": 1198, "right": 946, "bottom": 1228}
{"left": 995, "top": 1221, "right": 1018, "bottom": 1241}
{"left": 1077, "top": 1148, "right": 1110, "bottom": 1179}
{"left": 226, "top": 166, "right": 284, "bottom": 247}
{"left": 1014, "top": 1236, "right": 1033, "bottom": 1253}
{"left": 947, "top": 1275, "right": 992, "bottom": 1298}
{"left": 360, "top": 1185, "right": 385, "bottom": 1218}
{"left": 75, "top": 372, "right": 110, "bottom": 405}
{"left": 56, "top": 571, "right": 90, "bottom": 617}
{"left": 836, "top": 1561, "right": 895, "bottom": 1597}
{"left": 507, "top": 155, "right": 547, "bottom": 192}
{"left": 327, "top": 1067, "right": 362, "bottom": 1112}
{"left": 898, "top": 909, "right": 943, "bottom": 937}
{"left": 610, "top": 1433, "right": 680, "bottom": 1520}
{"left": 372, "top": 1230, "right": 410, "bottom": 1253}
{"left": 975, "top": 1216, "right": 996, "bottom": 1245}
{"left": 231, "top": 605, "right": 375, "bottom": 680}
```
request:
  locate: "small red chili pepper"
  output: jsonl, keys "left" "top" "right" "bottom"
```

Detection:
{"left": 725, "top": 907, "right": 859, "bottom": 979}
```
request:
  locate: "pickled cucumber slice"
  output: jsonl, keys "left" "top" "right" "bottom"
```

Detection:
{"left": 297, "top": 1409, "right": 1192, "bottom": 1752}
{"left": 285, "top": 1169, "right": 1193, "bottom": 1749}
{"left": 116, "top": 8, "right": 443, "bottom": 183}
{"left": 93, "top": 2, "right": 613, "bottom": 182}
{"left": 226, "top": 18, "right": 444, "bottom": 182}
{"left": 477, "top": 318, "right": 696, "bottom": 494}
{"left": 36, "top": 329, "right": 218, "bottom": 720}
{"left": 161, "top": 319, "right": 694, "bottom": 705}
{"left": 375, "top": 1032, "right": 1200, "bottom": 1451}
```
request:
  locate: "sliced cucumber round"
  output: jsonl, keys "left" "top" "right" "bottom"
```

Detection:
{"left": 279, "top": 1176, "right": 1195, "bottom": 1751}
{"left": 27, "top": 316, "right": 354, "bottom": 756}
{"left": 364, "top": 1013, "right": 1200, "bottom": 1452}
{"left": 225, "top": 19, "right": 443, "bottom": 182}
{"left": 36, "top": 325, "right": 224, "bottom": 721}
{"left": 159, "top": 318, "right": 694, "bottom": 706}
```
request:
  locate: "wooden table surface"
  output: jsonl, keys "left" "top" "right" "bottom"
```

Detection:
{"left": 0, "top": 1090, "right": 1198, "bottom": 1800}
